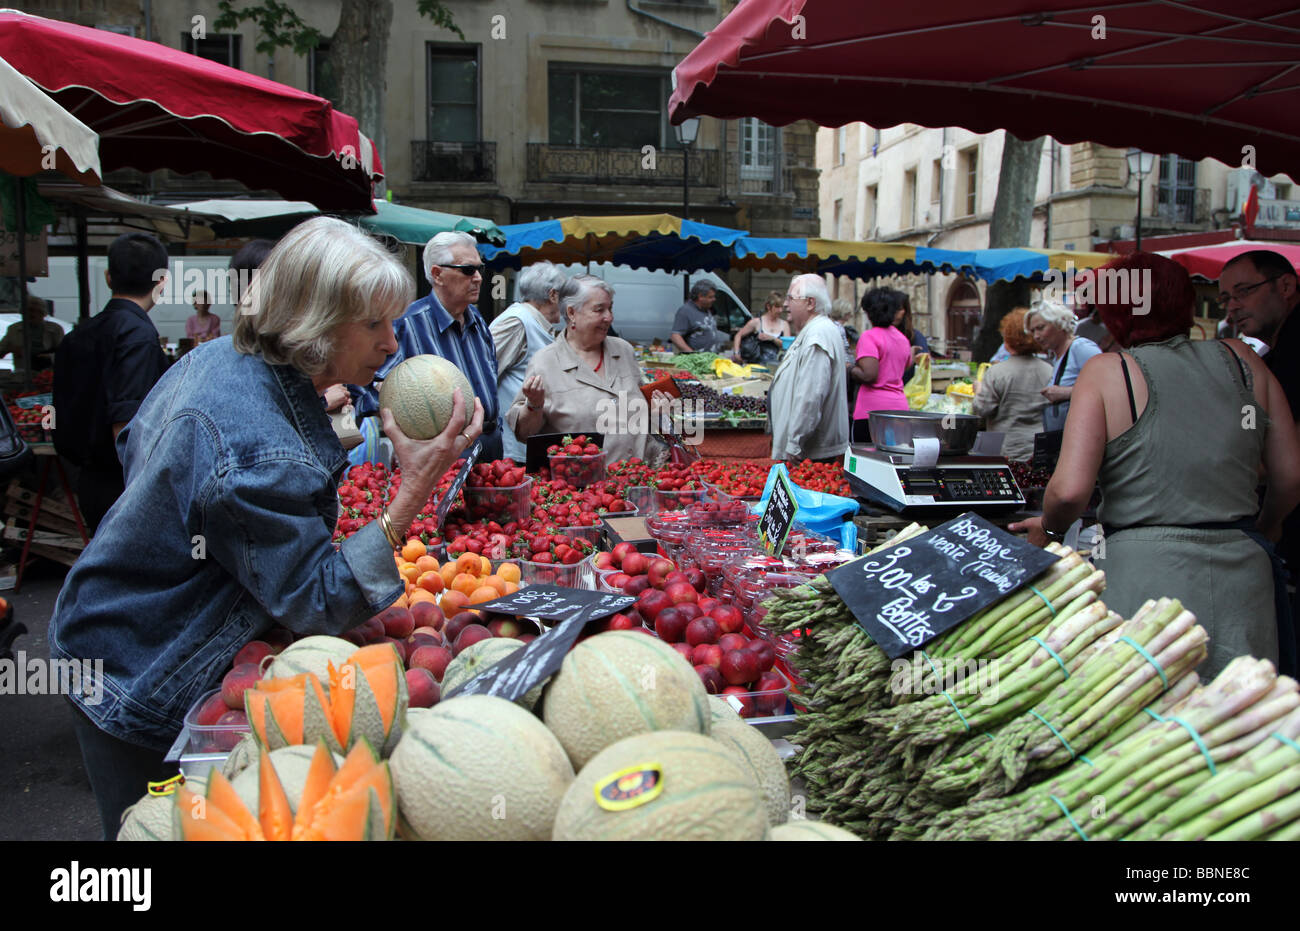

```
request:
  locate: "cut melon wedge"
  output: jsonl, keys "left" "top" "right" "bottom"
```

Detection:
{"left": 175, "top": 740, "right": 394, "bottom": 842}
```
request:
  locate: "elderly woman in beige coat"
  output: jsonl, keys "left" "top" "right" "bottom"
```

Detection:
{"left": 507, "top": 275, "right": 668, "bottom": 464}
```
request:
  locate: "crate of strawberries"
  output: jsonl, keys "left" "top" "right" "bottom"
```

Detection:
{"left": 547, "top": 434, "right": 606, "bottom": 488}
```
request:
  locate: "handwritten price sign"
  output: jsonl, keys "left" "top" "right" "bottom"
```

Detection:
{"left": 826, "top": 512, "right": 1056, "bottom": 659}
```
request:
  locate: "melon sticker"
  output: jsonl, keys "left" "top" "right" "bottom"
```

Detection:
{"left": 147, "top": 774, "right": 186, "bottom": 797}
{"left": 594, "top": 763, "right": 664, "bottom": 812}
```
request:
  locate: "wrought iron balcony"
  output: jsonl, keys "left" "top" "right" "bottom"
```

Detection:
{"left": 411, "top": 141, "right": 497, "bottom": 184}
{"left": 526, "top": 144, "right": 720, "bottom": 187}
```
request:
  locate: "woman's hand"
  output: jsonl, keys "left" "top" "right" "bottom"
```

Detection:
{"left": 1007, "top": 515, "right": 1048, "bottom": 547}
{"left": 1041, "top": 384, "right": 1070, "bottom": 404}
{"left": 322, "top": 383, "right": 351, "bottom": 412}
{"left": 382, "top": 389, "right": 483, "bottom": 542}
{"left": 522, "top": 375, "right": 545, "bottom": 410}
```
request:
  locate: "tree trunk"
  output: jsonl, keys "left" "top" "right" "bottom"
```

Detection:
{"left": 331, "top": 0, "right": 393, "bottom": 166}
{"left": 971, "top": 134, "right": 1045, "bottom": 362}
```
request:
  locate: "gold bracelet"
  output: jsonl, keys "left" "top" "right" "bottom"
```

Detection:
{"left": 380, "top": 510, "right": 402, "bottom": 550}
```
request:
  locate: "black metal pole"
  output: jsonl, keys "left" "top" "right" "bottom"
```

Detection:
{"left": 76, "top": 211, "right": 90, "bottom": 322}
{"left": 682, "top": 142, "right": 691, "bottom": 303}
{"left": 1135, "top": 178, "right": 1143, "bottom": 252}
{"left": 15, "top": 181, "right": 32, "bottom": 390}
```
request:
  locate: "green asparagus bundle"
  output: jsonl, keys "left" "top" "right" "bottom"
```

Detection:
{"left": 921, "top": 656, "right": 1288, "bottom": 841}
{"left": 905, "top": 669, "right": 1202, "bottom": 813}
{"left": 1127, "top": 705, "right": 1300, "bottom": 840}
{"left": 866, "top": 594, "right": 1114, "bottom": 750}
{"left": 974, "top": 599, "right": 1208, "bottom": 797}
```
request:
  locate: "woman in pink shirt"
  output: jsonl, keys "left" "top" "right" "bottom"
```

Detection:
{"left": 850, "top": 288, "right": 912, "bottom": 443}
{"left": 186, "top": 291, "right": 221, "bottom": 342}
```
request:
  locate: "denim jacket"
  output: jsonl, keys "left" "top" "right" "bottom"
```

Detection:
{"left": 49, "top": 337, "right": 403, "bottom": 751}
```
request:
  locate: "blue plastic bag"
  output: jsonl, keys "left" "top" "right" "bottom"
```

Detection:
{"left": 754, "top": 464, "right": 858, "bottom": 552}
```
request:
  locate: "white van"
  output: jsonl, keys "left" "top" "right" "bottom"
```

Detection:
{"left": 27, "top": 255, "right": 239, "bottom": 343}
{"left": 552, "top": 263, "right": 752, "bottom": 348}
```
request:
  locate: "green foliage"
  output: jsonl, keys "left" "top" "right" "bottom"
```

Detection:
{"left": 214, "top": 0, "right": 464, "bottom": 57}
{"left": 214, "top": 0, "right": 322, "bottom": 56}
{"left": 418, "top": 0, "right": 466, "bottom": 40}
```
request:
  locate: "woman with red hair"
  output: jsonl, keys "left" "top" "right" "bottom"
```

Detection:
{"left": 1011, "top": 252, "right": 1300, "bottom": 677}
{"left": 972, "top": 308, "right": 1051, "bottom": 461}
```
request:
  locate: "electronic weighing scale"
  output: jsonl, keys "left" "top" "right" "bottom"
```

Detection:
{"left": 842, "top": 443, "right": 1027, "bottom": 515}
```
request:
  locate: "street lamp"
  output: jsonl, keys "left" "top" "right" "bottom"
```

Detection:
{"left": 674, "top": 117, "right": 701, "bottom": 301}
{"left": 1126, "top": 148, "right": 1156, "bottom": 251}
{"left": 674, "top": 117, "right": 700, "bottom": 220}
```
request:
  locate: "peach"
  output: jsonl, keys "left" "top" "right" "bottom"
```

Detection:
{"left": 488, "top": 617, "right": 524, "bottom": 639}
{"left": 453, "top": 624, "right": 493, "bottom": 656}
{"left": 234, "top": 640, "right": 274, "bottom": 668}
{"left": 376, "top": 606, "right": 415, "bottom": 639}
{"left": 384, "top": 636, "right": 409, "bottom": 665}
{"left": 262, "top": 628, "right": 295, "bottom": 653}
{"left": 221, "top": 663, "right": 262, "bottom": 710}
{"left": 410, "top": 601, "right": 445, "bottom": 633}
{"left": 405, "top": 668, "right": 441, "bottom": 708}
{"left": 410, "top": 645, "right": 454, "bottom": 681}
{"left": 444, "top": 611, "right": 480, "bottom": 644}
{"left": 195, "top": 690, "right": 229, "bottom": 727}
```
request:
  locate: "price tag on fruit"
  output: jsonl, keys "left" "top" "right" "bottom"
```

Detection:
{"left": 433, "top": 439, "right": 482, "bottom": 530}
{"left": 757, "top": 466, "right": 798, "bottom": 557}
{"left": 826, "top": 512, "right": 1057, "bottom": 659}
{"left": 443, "top": 587, "right": 634, "bottom": 703}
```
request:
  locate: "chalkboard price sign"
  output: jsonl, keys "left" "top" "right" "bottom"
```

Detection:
{"left": 441, "top": 585, "right": 637, "bottom": 703}
{"left": 434, "top": 439, "right": 483, "bottom": 530}
{"left": 758, "top": 467, "right": 799, "bottom": 556}
{"left": 826, "top": 512, "right": 1057, "bottom": 659}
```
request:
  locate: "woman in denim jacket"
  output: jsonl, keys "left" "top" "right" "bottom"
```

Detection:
{"left": 49, "top": 217, "right": 483, "bottom": 838}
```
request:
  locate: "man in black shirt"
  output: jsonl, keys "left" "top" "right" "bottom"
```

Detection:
{"left": 53, "top": 233, "right": 170, "bottom": 533}
{"left": 1219, "top": 249, "right": 1300, "bottom": 670}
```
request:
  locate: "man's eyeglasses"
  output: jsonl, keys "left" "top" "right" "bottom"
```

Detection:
{"left": 1216, "top": 276, "right": 1281, "bottom": 309}
{"left": 439, "top": 263, "right": 485, "bottom": 277}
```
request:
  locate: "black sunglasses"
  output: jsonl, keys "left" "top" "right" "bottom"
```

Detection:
{"left": 439, "top": 263, "right": 485, "bottom": 276}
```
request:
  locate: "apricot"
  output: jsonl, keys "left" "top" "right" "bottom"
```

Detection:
{"left": 479, "top": 556, "right": 492, "bottom": 576}
{"left": 440, "top": 590, "right": 469, "bottom": 615}
{"left": 455, "top": 552, "right": 481, "bottom": 577}
{"left": 417, "top": 571, "right": 445, "bottom": 595}
{"left": 496, "top": 562, "right": 521, "bottom": 584}
{"left": 482, "top": 575, "right": 508, "bottom": 598}
{"left": 399, "top": 563, "right": 419, "bottom": 584}
{"left": 439, "top": 562, "right": 460, "bottom": 589}
{"left": 469, "top": 585, "right": 500, "bottom": 605}
{"left": 451, "top": 572, "right": 481, "bottom": 597}
{"left": 408, "top": 588, "right": 438, "bottom": 606}
{"left": 401, "top": 539, "right": 426, "bottom": 562}
{"left": 415, "top": 555, "right": 440, "bottom": 575}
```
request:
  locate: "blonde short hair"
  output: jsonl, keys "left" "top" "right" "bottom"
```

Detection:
{"left": 233, "top": 217, "right": 413, "bottom": 376}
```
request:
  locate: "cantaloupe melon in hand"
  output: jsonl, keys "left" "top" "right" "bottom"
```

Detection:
{"left": 543, "top": 631, "right": 710, "bottom": 770}
{"left": 552, "top": 730, "right": 768, "bottom": 841}
{"left": 379, "top": 354, "right": 477, "bottom": 440}
{"left": 389, "top": 695, "right": 574, "bottom": 841}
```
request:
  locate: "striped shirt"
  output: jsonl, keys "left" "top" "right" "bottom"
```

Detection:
{"left": 354, "top": 292, "right": 501, "bottom": 441}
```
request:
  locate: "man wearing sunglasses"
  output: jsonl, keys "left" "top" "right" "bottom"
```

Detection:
{"left": 355, "top": 231, "right": 503, "bottom": 460}
{"left": 1219, "top": 249, "right": 1300, "bottom": 668}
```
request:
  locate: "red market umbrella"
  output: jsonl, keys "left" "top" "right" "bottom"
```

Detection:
{"left": 669, "top": 0, "right": 1300, "bottom": 176}
{"left": 0, "top": 11, "right": 381, "bottom": 211}
{"left": 1159, "top": 239, "right": 1300, "bottom": 280}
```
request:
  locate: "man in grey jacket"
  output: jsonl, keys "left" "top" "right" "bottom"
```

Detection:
{"left": 768, "top": 274, "right": 849, "bottom": 464}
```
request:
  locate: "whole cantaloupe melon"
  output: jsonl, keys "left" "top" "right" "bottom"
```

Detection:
{"left": 543, "top": 631, "right": 710, "bottom": 770}
{"left": 378, "top": 354, "right": 477, "bottom": 440}
{"left": 769, "top": 820, "right": 862, "bottom": 841}
{"left": 262, "top": 635, "right": 355, "bottom": 692}
{"left": 442, "top": 637, "right": 544, "bottom": 710}
{"left": 117, "top": 772, "right": 209, "bottom": 841}
{"left": 709, "top": 718, "right": 791, "bottom": 827}
{"left": 389, "top": 695, "right": 574, "bottom": 841}
{"left": 552, "top": 730, "right": 768, "bottom": 841}
{"left": 229, "top": 744, "right": 346, "bottom": 815}
{"left": 708, "top": 695, "right": 745, "bottom": 728}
